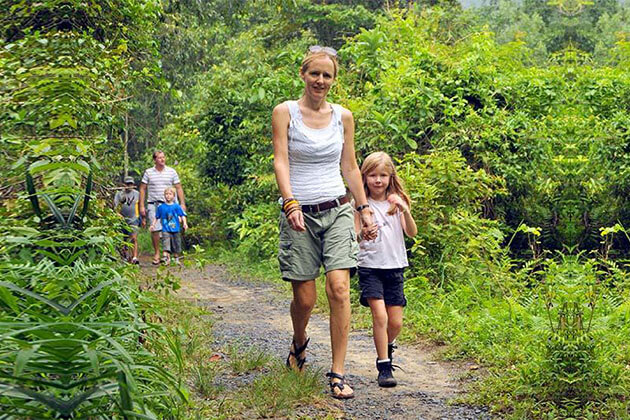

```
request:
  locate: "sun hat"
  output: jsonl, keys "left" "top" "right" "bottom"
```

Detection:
{"left": 123, "top": 176, "right": 135, "bottom": 184}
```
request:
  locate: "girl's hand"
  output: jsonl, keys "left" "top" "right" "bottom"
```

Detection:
{"left": 183, "top": 222, "right": 188, "bottom": 231}
{"left": 387, "top": 194, "right": 408, "bottom": 215}
{"left": 360, "top": 210, "right": 378, "bottom": 241}
{"left": 287, "top": 209, "right": 306, "bottom": 232}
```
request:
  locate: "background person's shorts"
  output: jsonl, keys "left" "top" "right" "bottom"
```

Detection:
{"left": 146, "top": 202, "right": 162, "bottom": 232}
{"left": 278, "top": 203, "right": 358, "bottom": 281}
{"left": 122, "top": 217, "right": 141, "bottom": 236}
{"left": 357, "top": 267, "right": 406, "bottom": 307}
{"left": 161, "top": 231, "right": 182, "bottom": 254}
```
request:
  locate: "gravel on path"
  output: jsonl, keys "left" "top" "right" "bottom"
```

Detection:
{"left": 146, "top": 261, "right": 495, "bottom": 420}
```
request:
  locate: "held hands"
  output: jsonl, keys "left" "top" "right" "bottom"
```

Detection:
{"left": 386, "top": 193, "right": 409, "bottom": 215}
{"left": 359, "top": 209, "right": 378, "bottom": 241}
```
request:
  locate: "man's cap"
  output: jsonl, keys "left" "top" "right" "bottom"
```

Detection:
{"left": 123, "top": 176, "right": 135, "bottom": 184}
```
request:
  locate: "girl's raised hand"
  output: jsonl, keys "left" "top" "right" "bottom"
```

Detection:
{"left": 386, "top": 194, "right": 408, "bottom": 215}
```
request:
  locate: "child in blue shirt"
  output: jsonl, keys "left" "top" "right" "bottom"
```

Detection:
{"left": 151, "top": 186, "right": 188, "bottom": 264}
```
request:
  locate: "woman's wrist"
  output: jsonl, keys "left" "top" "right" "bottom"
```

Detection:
{"left": 283, "top": 197, "right": 301, "bottom": 215}
{"left": 360, "top": 207, "right": 373, "bottom": 217}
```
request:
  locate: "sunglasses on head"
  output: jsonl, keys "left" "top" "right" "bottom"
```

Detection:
{"left": 308, "top": 45, "right": 338, "bottom": 57}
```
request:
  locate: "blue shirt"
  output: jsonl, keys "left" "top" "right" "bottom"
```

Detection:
{"left": 155, "top": 202, "right": 186, "bottom": 233}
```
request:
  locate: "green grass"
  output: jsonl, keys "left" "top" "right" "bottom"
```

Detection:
{"left": 243, "top": 364, "right": 329, "bottom": 418}
{"left": 190, "top": 243, "right": 630, "bottom": 419}
{"left": 138, "top": 230, "right": 154, "bottom": 254}
{"left": 224, "top": 343, "right": 272, "bottom": 373}
{"left": 144, "top": 265, "right": 334, "bottom": 419}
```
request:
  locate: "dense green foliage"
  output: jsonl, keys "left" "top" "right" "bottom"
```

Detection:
{"left": 5, "top": 0, "right": 630, "bottom": 418}
{"left": 151, "top": 1, "right": 630, "bottom": 418}
{"left": 0, "top": 0, "right": 186, "bottom": 418}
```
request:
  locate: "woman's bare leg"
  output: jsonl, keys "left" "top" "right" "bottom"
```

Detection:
{"left": 325, "top": 269, "right": 353, "bottom": 396}
{"left": 290, "top": 280, "right": 316, "bottom": 348}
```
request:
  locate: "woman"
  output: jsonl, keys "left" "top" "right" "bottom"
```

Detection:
{"left": 272, "top": 46, "right": 377, "bottom": 399}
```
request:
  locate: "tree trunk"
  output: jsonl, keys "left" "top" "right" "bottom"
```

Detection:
{"left": 123, "top": 112, "right": 129, "bottom": 176}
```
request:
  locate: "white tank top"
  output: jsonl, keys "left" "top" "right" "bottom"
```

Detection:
{"left": 286, "top": 100, "right": 347, "bottom": 205}
{"left": 357, "top": 198, "right": 409, "bottom": 269}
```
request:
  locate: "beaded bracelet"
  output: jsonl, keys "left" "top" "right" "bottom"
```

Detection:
{"left": 285, "top": 206, "right": 301, "bottom": 217}
{"left": 283, "top": 198, "right": 299, "bottom": 213}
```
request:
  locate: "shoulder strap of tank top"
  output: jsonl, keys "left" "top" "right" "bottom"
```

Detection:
{"left": 331, "top": 104, "right": 345, "bottom": 139}
{"left": 286, "top": 100, "right": 301, "bottom": 124}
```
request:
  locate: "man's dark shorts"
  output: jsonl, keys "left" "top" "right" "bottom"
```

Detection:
{"left": 357, "top": 267, "right": 406, "bottom": 307}
{"left": 122, "top": 217, "right": 141, "bottom": 236}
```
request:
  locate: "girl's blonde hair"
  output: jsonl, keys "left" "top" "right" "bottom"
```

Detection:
{"left": 360, "top": 151, "right": 411, "bottom": 207}
{"left": 300, "top": 51, "right": 338, "bottom": 79}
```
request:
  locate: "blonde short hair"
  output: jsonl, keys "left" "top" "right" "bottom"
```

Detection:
{"left": 164, "top": 186, "right": 176, "bottom": 196}
{"left": 300, "top": 51, "right": 338, "bottom": 79}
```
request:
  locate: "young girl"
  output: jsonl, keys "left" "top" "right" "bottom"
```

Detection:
{"left": 354, "top": 151, "right": 417, "bottom": 387}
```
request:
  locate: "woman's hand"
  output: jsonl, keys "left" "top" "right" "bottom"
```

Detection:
{"left": 387, "top": 193, "right": 409, "bottom": 215}
{"left": 287, "top": 209, "right": 306, "bottom": 232}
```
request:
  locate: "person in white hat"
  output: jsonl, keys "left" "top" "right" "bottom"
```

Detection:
{"left": 114, "top": 176, "right": 141, "bottom": 264}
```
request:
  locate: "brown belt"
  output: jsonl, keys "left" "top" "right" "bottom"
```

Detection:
{"left": 300, "top": 195, "right": 349, "bottom": 213}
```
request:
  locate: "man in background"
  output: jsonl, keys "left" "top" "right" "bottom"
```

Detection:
{"left": 139, "top": 150, "right": 186, "bottom": 265}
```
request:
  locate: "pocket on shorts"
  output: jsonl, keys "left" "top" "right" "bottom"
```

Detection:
{"left": 348, "top": 229, "right": 359, "bottom": 260}
{"left": 278, "top": 240, "right": 292, "bottom": 271}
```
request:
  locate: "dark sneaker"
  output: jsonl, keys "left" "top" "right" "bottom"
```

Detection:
{"left": 376, "top": 359, "right": 397, "bottom": 387}
{"left": 388, "top": 342, "right": 397, "bottom": 362}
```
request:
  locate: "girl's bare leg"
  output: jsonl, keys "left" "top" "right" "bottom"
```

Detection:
{"left": 368, "top": 298, "right": 389, "bottom": 360}
{"left": 386, "top": 305, "right": 404, "bottom": 343}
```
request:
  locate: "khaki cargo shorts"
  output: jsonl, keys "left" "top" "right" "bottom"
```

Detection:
{"left": 278, "top": 203, "right": 358, "bottom": 281}
{"left": 146, "top": 202, "right": 162, "bottom": 232}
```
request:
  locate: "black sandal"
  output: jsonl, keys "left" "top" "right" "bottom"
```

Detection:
{"left": 326, "top": 372, "right": 355, "bottom": 399}
{"left": 286, "top": 337, "right": 310, "bottom": 372}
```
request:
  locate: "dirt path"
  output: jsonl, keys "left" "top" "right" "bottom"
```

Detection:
{"left": 144, "top": 260, "right": 493, "bottom": 420}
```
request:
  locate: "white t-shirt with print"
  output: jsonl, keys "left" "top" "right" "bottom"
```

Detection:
{"left": 357, "top": 198, "right": 408, "bottom": 269}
